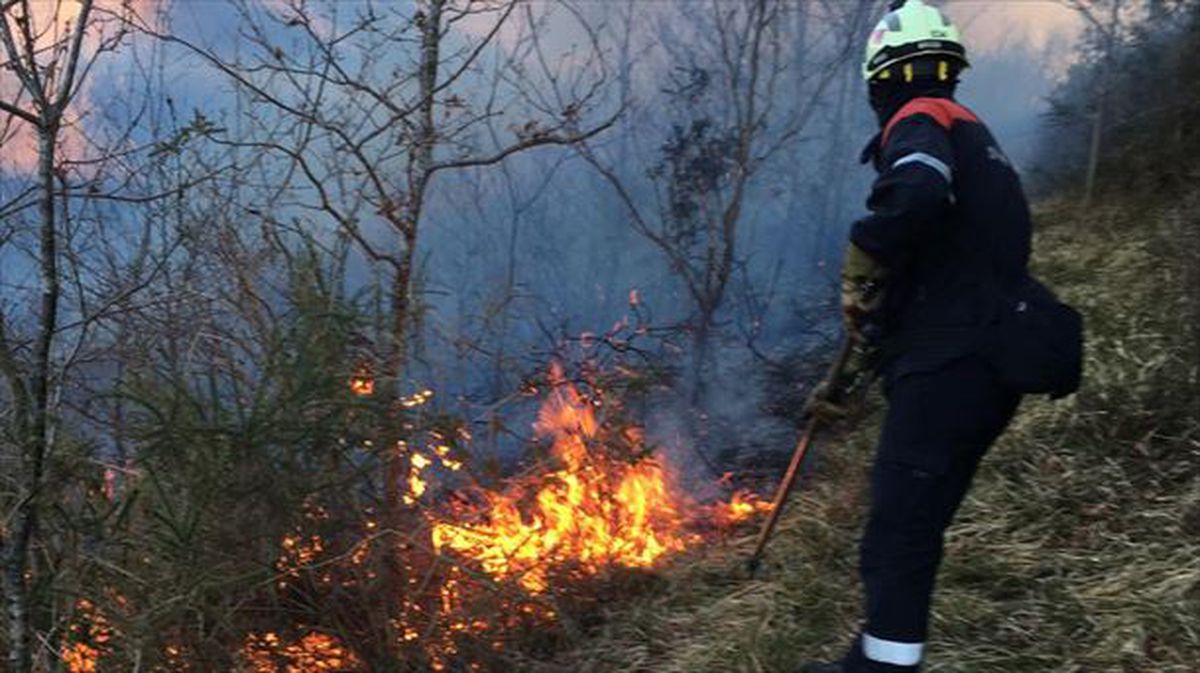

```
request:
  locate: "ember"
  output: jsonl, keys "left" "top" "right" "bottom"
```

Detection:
{"left": 241, "top": 631, "right": 362, "bottom": 672}
{"left": 349, "top": 367, "right": 375, "bottom": 396}
{"left": 61, "top": 600, "right": 112, "bottom": 673}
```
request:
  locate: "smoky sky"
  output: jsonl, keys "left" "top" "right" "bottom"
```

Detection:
{"left": 0, "top": 1, "right": 1085, "bottom": 448}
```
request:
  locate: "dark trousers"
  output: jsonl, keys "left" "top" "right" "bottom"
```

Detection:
{"left": 859, "top": 356, "right": 1020, "bottom": 646}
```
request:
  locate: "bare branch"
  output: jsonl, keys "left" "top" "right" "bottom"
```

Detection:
{"left": 0, "top": 4, "right": 43, "bottom": 106}
{"left": 428, "top": 108, "right": 621, "bottom": 177}
{"left": 51, "top": 0, "right": 94, "bottom": 113}
{"left": 0, "top": 98, "right": 37, "bottom": 125}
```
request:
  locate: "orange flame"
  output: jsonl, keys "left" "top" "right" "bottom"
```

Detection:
{"left": 349, "top": 375, "right": 375, "bottom": 396}
{"left": 717, "top": 489, "right": 774, "bottom": 525}
{"left": 255, "top": 362, "right": 773, "bottom": 669}
{"left": 429, "top": 363, "right": 692, "bottom": 593}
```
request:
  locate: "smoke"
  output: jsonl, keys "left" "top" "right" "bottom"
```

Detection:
{"left": 402, "top": 1, "right": 1078, "bottom": 472}
{"left": 946, "top": 0, "right": 1085, "bottom": 171}
{"left": 946, "top": 0, "right": 1084, "bottom": 60}
{"left": 0, "top": 1, "right": 1079, "bottom": 470}
{"left": 0, "top": 0, "right": 162, "bottom": 175}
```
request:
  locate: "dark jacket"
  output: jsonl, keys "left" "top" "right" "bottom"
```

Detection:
{"left": 852, "top": 94, "right": 1033, "bottom": 377}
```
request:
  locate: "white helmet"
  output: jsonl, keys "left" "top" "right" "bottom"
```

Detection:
{"left": 863, "top": 0, "right": 969, "bottom": 82}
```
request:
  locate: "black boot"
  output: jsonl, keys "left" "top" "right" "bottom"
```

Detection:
{"left": 799, "top": 658, "right": 917, "bottom": 673}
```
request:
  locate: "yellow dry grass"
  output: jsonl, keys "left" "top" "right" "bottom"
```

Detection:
{"left": 526, "top": 194, "right": 1200, "bottom": 673}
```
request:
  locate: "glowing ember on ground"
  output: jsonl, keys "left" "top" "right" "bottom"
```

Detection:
{"left": 61, "top": 600, "right": 113, "bottom": 673}
{"left": 241, "top": 631, "right": 362, "bottom": 672}
{"left": 350, "top": 375, "right": 375, "bottom": 396}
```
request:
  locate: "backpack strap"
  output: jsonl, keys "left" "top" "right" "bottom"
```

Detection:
{"left": 882, "top": 97, "right": 979, "bottom": 147}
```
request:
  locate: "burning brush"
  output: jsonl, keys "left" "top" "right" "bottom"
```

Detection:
{"left": 66, "top": 363, "right": 773, "bottom": 673}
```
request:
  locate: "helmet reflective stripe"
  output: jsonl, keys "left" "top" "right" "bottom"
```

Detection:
{"left": 863, "top": 0, "right": 968, "bottom": 82}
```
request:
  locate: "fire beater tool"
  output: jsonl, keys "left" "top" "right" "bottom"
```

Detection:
{"left": 746, "top": 338, "right": 854, "bottom": 577}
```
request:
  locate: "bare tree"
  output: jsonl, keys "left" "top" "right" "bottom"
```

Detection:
{"left": 0, "top": 1, "right": 105, "bottom": 669}
{"left": 0, "top": 2, "right": 226, "bottom": 666}
{"left": 1064, "top": 0, "right": 1129, "bottom": 207}
{"left": 577, "top": 0, "right": 854, "bottom": 442}
{"left": 124, "top": 0, "right": 619, "bottom": 663}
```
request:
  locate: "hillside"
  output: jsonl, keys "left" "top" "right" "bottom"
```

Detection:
{"left": 4, "top": 4, "right": 1198, "bottom": 671}
{"left": 543, "top": 189, "right": 1200, "bottom": 672}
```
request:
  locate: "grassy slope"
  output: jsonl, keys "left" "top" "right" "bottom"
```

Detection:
{"left": 543, "top": 192, "right": 1200, "bottom": 673}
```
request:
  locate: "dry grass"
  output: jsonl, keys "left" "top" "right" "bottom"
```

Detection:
{"left": 529, "top": 194, "right": 1200, "bottom": 672}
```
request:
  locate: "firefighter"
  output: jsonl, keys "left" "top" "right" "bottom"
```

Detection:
{"left": 802, "top": 1, "right": 1031, "bottom": 671}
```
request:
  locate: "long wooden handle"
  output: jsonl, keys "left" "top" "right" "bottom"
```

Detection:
{"left": 747, "top": 416, "right": 820, "bottom": 571}
{"left": 746, "top": 339, "right": 854, "bottom": 574}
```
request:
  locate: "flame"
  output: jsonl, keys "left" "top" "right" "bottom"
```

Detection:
{"left": 433, "top": 442, "right": 462, "bottom": 471}
{"left": 402, "top": 389, "right": 434, "bottom": 408}
{"left": 241, "top": 631, "right": 362, "bottom": 672}
{"left": 403, "top": 446, "right": 432, "bottom": 505}
{"left": 717, "top": 490, "right": 774, "bottom": 525}
{"left": 429, "top": 363, "right": 691, "bottom": 593}
{"left": 350, "top": 374, "right": 375, "bottom": 396}
{"left": 161, "top": 643, "right": 193, "bottom": 671}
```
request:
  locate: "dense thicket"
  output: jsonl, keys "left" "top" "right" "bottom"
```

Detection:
{"left": 1034, "top": 0, "right": 1200, "bottom": 195}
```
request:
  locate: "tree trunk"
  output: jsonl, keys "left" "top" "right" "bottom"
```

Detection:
{"left": 690, "top": 312, "right": 712, "bottom": 408}
{"left": 1084, "top": 1, "right": 1122, "bottom": 209}
{"left": 381, "top": 235, "right": 417, "bottom": 525}
{"left": 377, "top": 2, "right": 443, "bottom": 666}
{"left": 4, "top": 117, "right": 59, "bottom": 673}
{"left": 1083, "top": 89, "right": 1104, "bottom": 208}
{"left": 381, "top": 0, "right": 442, "bottom": 539}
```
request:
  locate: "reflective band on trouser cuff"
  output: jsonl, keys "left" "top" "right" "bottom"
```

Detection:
{"left": 892, "top": 152, "right": 952, "bottom": 184}
{"left": 862, "top": 633, "right": 924, "bottom": 666}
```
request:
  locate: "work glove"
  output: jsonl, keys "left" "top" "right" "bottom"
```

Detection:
{"left": 804, "top": 379, "right": 851, "bottom": 422}
{"left": 840, "top": 242, "right": 887, "bottom": 343}
{"left": 804, "top": 337, "right": 875, "bottom": 424}
{"left": 804, "top": 243, "right": 887, "bottom": 423}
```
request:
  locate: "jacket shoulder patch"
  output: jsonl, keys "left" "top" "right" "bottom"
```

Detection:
{"left": 882, "top": 98, "right": 979, "bottom": 146}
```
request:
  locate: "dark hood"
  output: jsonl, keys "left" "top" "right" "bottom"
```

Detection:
{"left": 860, "top": 81, "right": 958, "bottom": 165}
{"left": 869, "top": 81, "right": 957, "bottom": 128}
